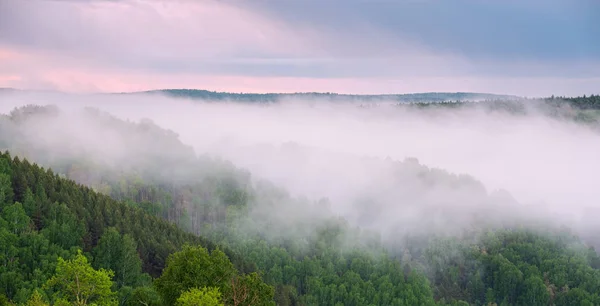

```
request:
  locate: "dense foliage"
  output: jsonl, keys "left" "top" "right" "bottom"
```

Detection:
{"left": 0, "top": 152, "right": 271, "bottom": 305}
{"left": 423, "top": 230, "right": 600, "bottom": 305}
{"left": 552, "top": 94, "right": 600, "bottom": 110}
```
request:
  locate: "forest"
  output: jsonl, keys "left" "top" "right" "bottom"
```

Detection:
{"left": 125, "top": 89, "right": 517, "bottom": 104}
{"left": 1, "top": 95, "right": 600, "bottom": 305}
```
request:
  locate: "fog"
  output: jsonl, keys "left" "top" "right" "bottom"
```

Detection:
{"left": 1, "top": 90, "right": 599, "bottom": 244}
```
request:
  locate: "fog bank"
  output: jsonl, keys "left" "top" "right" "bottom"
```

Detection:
{"left": 1, "top": 91, "right": 599, "bottom": 238}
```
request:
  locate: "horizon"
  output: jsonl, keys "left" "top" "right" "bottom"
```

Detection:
{"left": 1, "top": 86, "right": 524, "bottom": 97}
{"left": 5, "top": 86, "right": 594, "bottom": 100}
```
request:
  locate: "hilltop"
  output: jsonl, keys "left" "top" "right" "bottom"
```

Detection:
{"left": 1, "top": 88, "right": 520, "bottom": 103}
{"left": 126, "top": 89, "right": 520, "bottom": 103}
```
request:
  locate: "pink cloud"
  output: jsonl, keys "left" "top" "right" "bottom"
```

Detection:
{"left": 1, "top": 1, "right": 598, "bottom": 97}
{"left": 0, "top": 75, "right": 21, "bottom": 84}
{"left": 2, "top": 0, "right": 320, "bottom": 62}
{"left": 2, "top": 59, "right": 598, "bottom": 97}
{"left": 0, "top": 49, "right": 23, "bottom": 61}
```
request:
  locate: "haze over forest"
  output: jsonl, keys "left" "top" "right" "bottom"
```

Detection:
{"left": 1, "top": 0, "right": 600, "bottom": 305}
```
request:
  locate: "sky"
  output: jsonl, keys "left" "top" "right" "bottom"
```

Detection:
{"left": 0, "top": 0, "right": 599, "bottom": 96}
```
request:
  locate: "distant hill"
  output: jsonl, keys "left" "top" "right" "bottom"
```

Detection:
{"left": 0, "top": 87, "right": 521, "bottom": 102}
{"left": 125, "top": 89, "right": 521, "bottom": 103}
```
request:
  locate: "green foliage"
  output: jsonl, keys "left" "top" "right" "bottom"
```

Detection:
{"left": 25, "top": 290, "right": 48, "bottom": 306}
{"left": 176, "top": 287, "right": 223, "bottom": 306}
{"left": 124, "top": 286, "right": 162, "bottom": 306}
{"left": 423, "top": 230, "right": 600, "bottom": 305}
{"left": 154, "top": 244, "right": 236, "bottom": 305}
{"left": 0, "top": 294, "right": 14, "bottom": 306}
{"left": 92, "top": 227, "right": 147, "bottom": 288}
{"left": 154, "top": 243, "right": 275, "bottom": 305}
{"left": 1, "top": 202, "right": 30, "bottom": 235}
{"left": 40, "top": 202, "right": 85, "bottom": 250}
{"left": 44, "top": 250, "right": 117, "bottom": 305}
{"left": 0, "top": 151, "right": 246, "bottom": 304}
{"left": 0, "top": 173, "right": 12, "bottom": 208}
{"left": 225, "top": 273, "right": 275, "bottom": 306}
{"left": 518, "top": 276, "right": 549, "bottom": 306}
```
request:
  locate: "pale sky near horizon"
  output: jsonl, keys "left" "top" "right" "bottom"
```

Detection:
{"left": 0, "top": 0, "right": 599, "bottom": 97}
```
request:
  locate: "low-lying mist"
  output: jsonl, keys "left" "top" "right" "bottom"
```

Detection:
{"left": 1, "top": 90, "right": 599, "bottom": 246}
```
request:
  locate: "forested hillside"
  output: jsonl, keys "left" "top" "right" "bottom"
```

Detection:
{"left": 127, "top": 89, "right": 517, "bottom": 104}
{"left": 1, "top": 103, "right": 600, "bottom": 305}
{"left": 405, "top": 95, "right": 600, "bottom": 127}
{"left": 0, "top": 151, "right": 277, "bottom": 305}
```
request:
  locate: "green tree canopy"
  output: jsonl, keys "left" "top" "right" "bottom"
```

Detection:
{"left": 44, "top": 250, "right": 117, "bottom": 306}
{"left": 154, "top": 244, "right": 236, "bottom": 305}
{"left": 92, "top": 227, "right": 147, "bottom": 288}
{"left": 25, "top": 290, "right": 48, "bottom": 306}
{"left": 176, "top": 287, "right": 223, "bottom": 306}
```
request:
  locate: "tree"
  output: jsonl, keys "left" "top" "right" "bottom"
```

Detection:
{"left": 226, "top": 273, "right": 275, "bottom": 306}
{"left": 125, "top": 286, "right": 162, "bottom": 306}
{"left": 40, "top": 202, "right": 84, "bottom": 250}
{"left": 518, "top": 276, "right": 550, "bottom": 306}
{"left": 92, "top": 227, "right": 145, "bottom": 288}
{"left": 0, "top": 173, "right": 12, "bottom": 208}
{"left": 0, "top": 294, "right": 15, "bottom": 306}
{"left": 25, "top": 290, "right": 48, "bottom": 306}
{"left": 1, "top": 202, "right": 30, "bottom": 235}
{"left": 154, "top": 244, "right": 236, "bottom": 305}
{"left": 176, "top": 287, "right": 223, "bottom": 306}
{"left": 44, "top": 250, "right": 117, "bottom": 306}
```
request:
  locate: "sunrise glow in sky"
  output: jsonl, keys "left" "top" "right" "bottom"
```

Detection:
{"left": 1, "top": 0, "right": 599, "bottom": 96}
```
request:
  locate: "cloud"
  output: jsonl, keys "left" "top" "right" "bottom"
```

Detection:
{"left": 1, "top": 50, "right": 598, "bottom": 97}
{"left": 0, "top": 0, "right": 317, "bottom": 62}
{"left": 0, "top": 0, "right": 599, "bottom": 95}
{"left": 246, "top": 0, "right": 600, "bottom": 61}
